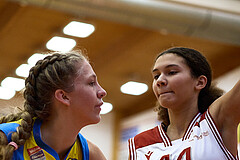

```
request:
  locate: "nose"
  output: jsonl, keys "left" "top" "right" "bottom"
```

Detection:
{"left": 97, "top": 86, "right": 107, "bottom": 98}
{"left": 156, "top": 75, "right": 167, "bottom": 87}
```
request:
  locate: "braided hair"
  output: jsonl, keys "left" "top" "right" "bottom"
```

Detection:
{"left": 153, "top": 47, "right": 224, "bottom": 126}
{"left": 0, "top": 50, "right": 87, "bottom": 159}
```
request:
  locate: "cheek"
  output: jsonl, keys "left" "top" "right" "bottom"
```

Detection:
{"left": 172, "top": 75, "right": 189, "bottom": 85}
{"left": 152, "top": 81, "right": 158, "bottom": 95}
{"left": 76, "top": 87, "right": 95, "bottom": 102}
{"left": 81, "top": 92, "right": 95, "bottom": 102}
{"left": 172, "top": 77, "right": 194, "bottom": 93}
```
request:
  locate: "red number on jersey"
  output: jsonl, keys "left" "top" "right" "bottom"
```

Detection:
{"left": 160, "top": 154, "right": 170, "bottom": 160}
{"left": 159, "top": 147, "right": 191, "bottom": 160}
{"left": 177, "top": 147, "right": 191, "bottom": 160}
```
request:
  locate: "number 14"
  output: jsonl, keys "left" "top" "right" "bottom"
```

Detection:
{"left": 160, "top": 147, "right": 191, "bottom": 160}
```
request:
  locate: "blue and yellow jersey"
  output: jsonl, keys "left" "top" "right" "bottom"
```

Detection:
{"left": 0, "top": 119, "right": 89, "bottom": 160}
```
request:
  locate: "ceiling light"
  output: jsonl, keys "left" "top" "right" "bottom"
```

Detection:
{"left": 120, "top": 81, "right": 148, "bottom": 95}
{"left": 16, "top": 64, "right": 31, "bottom": 78}
{"left": 1, "top": 77, "right": 25, "bottom": 91}
{"left": 100, "top": 102, "right": 113, "bottom": 114}
{"left": 0, "top": 86, "right": 15, "bottom": 100}
{"left": 28, "top": 53, "right": 48, "bottom": 66}
{"left": 46, "top": 36, "right": 76, "bottom": 52}
{"left": 63, "top": 21, "right": 95, "bottom": 38}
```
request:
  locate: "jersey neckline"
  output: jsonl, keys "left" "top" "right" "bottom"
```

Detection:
{"left": 158, "top": 112, "right": 201, "bottom": 146}
{"left": 32, "top": 119, "right": 78, "bottom": 160}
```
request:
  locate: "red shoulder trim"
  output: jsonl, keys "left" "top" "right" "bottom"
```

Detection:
{"left": 200, "top": 111, "right": 206, "bottom": 122}
{"left": 134, "top": 126, "right": 163, "bottom": 149}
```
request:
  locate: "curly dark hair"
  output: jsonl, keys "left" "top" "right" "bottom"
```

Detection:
{"left": 154, "top": 47, "right": 224, "bottom": 126}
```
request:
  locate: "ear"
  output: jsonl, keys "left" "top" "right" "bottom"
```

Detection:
{"left": 54, "top": 89, "right": 70, "bottom": 106}
{"left": 195, "top": 75, "right": 207, "bottom": 90}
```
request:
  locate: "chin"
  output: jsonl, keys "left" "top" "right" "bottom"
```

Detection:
{"left": 159, "top": 100, "right": 173, "bottom": 108}
{"left": 90, "top": 115, "right": 101, "bottom": 124}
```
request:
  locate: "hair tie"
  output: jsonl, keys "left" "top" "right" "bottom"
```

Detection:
{"left": 9, "top": 142, "right": 18, "bottom": 150}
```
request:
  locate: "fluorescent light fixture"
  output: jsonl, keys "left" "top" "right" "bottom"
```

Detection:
{"left": 0, "top": 86, "right": 15, "bottom": 100}
{"left": 28, "top": 53, "right": 47, "bottom": 66}
{"left": 100, "top": 102, "right": 113, "bottom": 114}
{"left": 46, "top": 36, "right": 76, "bottom": 52}
{"left": 16, "top": 64, "right": 32, "bottom": 78}
{"left": 1, "top": 77, "right": 25, "bottom": 91}
{"left": 120, "top": 81, "right": 148, "bottom": 95}
{"left": 63, "top": 21, "right": 95, "bottom": 38}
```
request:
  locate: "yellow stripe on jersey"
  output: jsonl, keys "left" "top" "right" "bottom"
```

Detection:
{"left": 0, "top": 118, "right": 87, "bottom": 160}
{"left": 22, "top": 125, "right": 83, "bottom": 159}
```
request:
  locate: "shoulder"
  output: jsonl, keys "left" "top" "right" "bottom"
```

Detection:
{"left": 0, "top": 120, "right": 21, "bottom": 142}
{"left": 87, "top": 140, "right": 106, "bottom": 160}
{"left": 0, "top": 120, "right": 21, "bottom": 130}
{"left": 129, "top": 125, "right": 163, "bottom": 149}
{"left": 77, "top": 133, "right": 106, "bottom": 160}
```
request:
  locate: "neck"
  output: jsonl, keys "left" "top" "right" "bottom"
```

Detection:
{"left": 40, "top": 117, "right": 81, "bottom": 157}
{"left": 166, "top": 101, "right": 199, "bottom": 140}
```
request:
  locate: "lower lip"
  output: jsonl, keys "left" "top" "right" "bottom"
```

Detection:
{"left": 95, "top": 106, "right": 101, "bottom": 112}
{"left": 159, "top": 92, "right": 172, "bottom": 96}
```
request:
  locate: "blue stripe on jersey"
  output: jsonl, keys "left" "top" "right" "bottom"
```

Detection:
{"left": 12, "top": 145, "right": 24, "bottom": 160}
{"left": 0, "top": 122, "right": 19, "bottom": 142}
{"left": 78, "top": 133, "right": 89, "bottom": 160}
{"left": 0, "top": 119, "right": 90, "bottom": 160}
{"left": 33, "top": 119, "right": 60, "bottom": 159}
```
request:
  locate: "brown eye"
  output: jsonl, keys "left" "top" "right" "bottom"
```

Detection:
{"left": 89, "top": 81, "right": 96, "bottom": 86}
{"left": 153, "top": 74, "right": 160, "bottom": 80}
{"left": 168, "top": 71, "right": 178, "bottom": 75}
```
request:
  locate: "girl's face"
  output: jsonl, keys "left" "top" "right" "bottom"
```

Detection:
{"left": 67, "top": 60, "right": 107, "bottom": 126}
{"left": 152, "top": 53, "right": 199, "bottom": 110}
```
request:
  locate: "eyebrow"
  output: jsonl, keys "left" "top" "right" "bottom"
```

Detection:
{"left": 89, "top": 74, "right": 97, "bottom": 80}
{"left": 152, "top": 64, "right": 179, "bottom": 73}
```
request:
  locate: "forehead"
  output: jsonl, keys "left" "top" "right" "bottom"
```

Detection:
{"left": 75, "top": 60, "right": 96, "bottom": 79}
{"left": 154, "top": 53, "right": 186, "bottom": 68}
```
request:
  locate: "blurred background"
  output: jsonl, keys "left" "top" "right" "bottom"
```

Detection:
{"left": 0, "top": 0, "right": 240, "bottom": 159}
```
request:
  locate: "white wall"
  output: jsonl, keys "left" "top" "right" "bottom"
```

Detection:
{"left": 80, "top": 111, "right": 115, "bottom": 160}
{"left": 215, "top": 66, "right": 240, "bottom": 92}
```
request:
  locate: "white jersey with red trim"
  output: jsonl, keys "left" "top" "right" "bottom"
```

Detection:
{"left": 128, "top": 110, "right": 238, "bottom": 160}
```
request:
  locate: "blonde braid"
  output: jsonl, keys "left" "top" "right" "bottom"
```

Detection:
{"left": 0, "top": 50, "right": 87, "bottom": 159}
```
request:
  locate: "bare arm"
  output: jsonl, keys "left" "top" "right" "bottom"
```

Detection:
{"left": 87, "top": 140, "right": 106, "bottom": 160}
{"left": 209, "top": 79, "right": 240, "bottom": 155}
{"left": 210, "top": 80, "right": 240, "bottom": 126}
